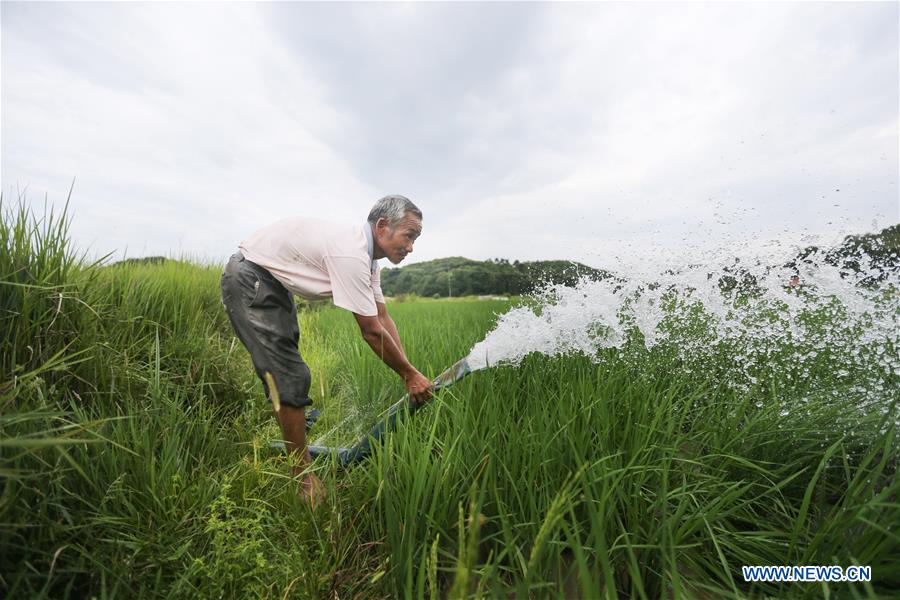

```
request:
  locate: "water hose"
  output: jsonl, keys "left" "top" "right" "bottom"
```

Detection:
{"left": 305, "top": 357, "right": 472, "bottom": 466}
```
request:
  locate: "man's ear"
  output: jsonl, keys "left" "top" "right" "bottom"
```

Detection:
{"left": 375, "top": 217, "right": 390, "bottom": 233}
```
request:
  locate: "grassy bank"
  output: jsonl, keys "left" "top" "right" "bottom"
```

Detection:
{"left": 2, "top": 201, "right": 898, "bottom": 598}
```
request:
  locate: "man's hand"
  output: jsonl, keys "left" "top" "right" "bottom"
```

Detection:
{"left": 355, "top": 312, "right": 433, "bottom": 406}
{"left": 404, "top": 369, "right": 433, "bottom": 406}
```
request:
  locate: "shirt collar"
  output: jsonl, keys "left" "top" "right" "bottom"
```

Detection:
{"left": 363, "top": 222, "right": 378, "bottom": 273}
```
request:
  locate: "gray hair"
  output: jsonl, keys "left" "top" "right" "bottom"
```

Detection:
{"left": 367, "top": 194, "right": 422, "bottom": 228}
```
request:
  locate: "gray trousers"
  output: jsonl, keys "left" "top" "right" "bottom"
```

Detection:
{"left": 220, "top": 253, "right": 312, "bottom": 409}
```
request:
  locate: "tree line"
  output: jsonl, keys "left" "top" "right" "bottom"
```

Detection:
{"left": 383, "top": 224, "right": 899, "bottom": 298}
{"left": 380, "top": 257, "right": 612, "bottom": 298}
{"left": 112, "top": 224, "right": 898, "bottom": 297}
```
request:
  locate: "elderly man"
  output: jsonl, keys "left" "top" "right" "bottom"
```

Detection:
{"left": 220, "top": 195, "right": 433, "bottom": 506}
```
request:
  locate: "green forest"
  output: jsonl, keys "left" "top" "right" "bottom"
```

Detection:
{"left": 383, "top": 224, "right": 900, "bottom": 297}
{"left": 380, "top": 257, "right": 611, "bottom": 298}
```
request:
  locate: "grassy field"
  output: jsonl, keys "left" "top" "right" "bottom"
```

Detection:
{"left": 2, "top": 202, "right": 898, "bottom": 598}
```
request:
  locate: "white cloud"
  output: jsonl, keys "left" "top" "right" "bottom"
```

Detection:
{"left": 2, "top": 2, "right": 896, "bottom": 267}
{"left": 2, "top": 3, "right": 378, "bottom": 260}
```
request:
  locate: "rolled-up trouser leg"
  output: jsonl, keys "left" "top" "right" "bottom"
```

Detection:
{"left": 220, "top": 253, "right": 312, "bottom": 409}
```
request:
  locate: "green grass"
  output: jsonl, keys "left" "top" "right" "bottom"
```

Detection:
{"left": 2, "top": 199, "right": 898, "bottom": 598}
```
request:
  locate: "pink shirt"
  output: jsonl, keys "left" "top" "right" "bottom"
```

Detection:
{"left": 239, "top": 217, "right": 385, "bottom": 317}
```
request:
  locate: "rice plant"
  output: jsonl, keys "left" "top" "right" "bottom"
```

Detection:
{"left": 2, "top": 199, "right": 897, "bottom": 598}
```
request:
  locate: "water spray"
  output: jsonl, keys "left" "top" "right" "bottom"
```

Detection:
{"left": 278, "top": 229, "right": 898, "bottom": 465}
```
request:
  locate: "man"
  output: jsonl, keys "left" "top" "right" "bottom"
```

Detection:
{"left": 220, "top": 195, "right": 433, "bottom": 506}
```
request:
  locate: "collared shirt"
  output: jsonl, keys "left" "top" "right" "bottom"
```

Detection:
{"left": 239, "top": 217, "right": 384, "bottom": 316}
{"left": 362, "top": 219, "right": 378, "bottom": 274}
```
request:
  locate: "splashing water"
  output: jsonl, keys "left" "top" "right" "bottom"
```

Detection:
{"left": 465, "top": 235, "right": 899, "bottom": 412}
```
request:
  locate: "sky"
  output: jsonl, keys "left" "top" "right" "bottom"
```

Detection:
{"left": 1, "top": 2, "right": 898, "bottom": 271}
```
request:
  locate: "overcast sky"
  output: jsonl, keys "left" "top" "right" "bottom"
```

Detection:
{"left": 2, "top": 2, "right": 897, "bottom": 270}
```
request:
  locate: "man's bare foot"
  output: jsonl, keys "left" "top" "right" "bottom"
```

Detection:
{"left": 293, "top": 466, "right": 326, "bottom": 509}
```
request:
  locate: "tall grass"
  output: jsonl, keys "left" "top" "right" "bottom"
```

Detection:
{"left": 2, "top": 198, "right": 898, "bottom": 598}
{"left": 0, "top": 199, "right": 362, "bottom": 598}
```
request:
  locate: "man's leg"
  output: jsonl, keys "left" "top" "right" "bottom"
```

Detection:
{"left": 221, "top": 256, "right": 324, "bottom": 506}
{"left": 272, "top": 402, "right": 311, "bottom": 463}
{"left": 275, "top": 404, "right": 326, "bottom": 507}
{"left": 263, "top": 366, "right": 324, "bottom": 506}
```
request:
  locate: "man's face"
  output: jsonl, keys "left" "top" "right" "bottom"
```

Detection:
{"left": 374, "top": 213, "right": 422, "bottom": 264}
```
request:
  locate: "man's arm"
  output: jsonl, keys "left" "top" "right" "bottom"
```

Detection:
{"left": 376, "top": 302, "right": 407, "bottom": 360}
{"left": 353, "top": 311, "right": 432, "bottom": 405}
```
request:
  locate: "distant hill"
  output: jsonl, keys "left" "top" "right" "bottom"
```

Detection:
{"left": 717, "top": 223, "right": 900, "bottom": 293}
{"left": 110, "top": 256, "right": 170, "bottom": 267}
{"left": 826, "top": 223, "right": 899, "bottom": 273}
{"left": 787, "top": 223, "right": 899, "bottom": 284}
{"left": 380, "top": 257, "right": 612, "bottom": 298}
{"left": 106, "top": 224, "right": 897, "bottom": 296}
